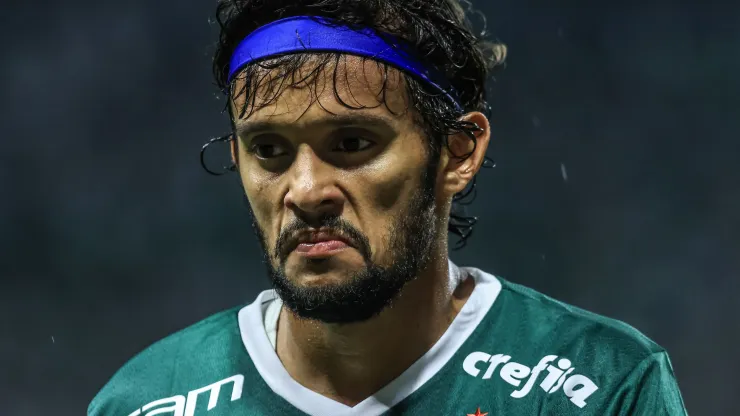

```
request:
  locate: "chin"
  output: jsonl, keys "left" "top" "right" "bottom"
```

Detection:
{"left": 284, "top": 254, "right": 366, "bottom": 286}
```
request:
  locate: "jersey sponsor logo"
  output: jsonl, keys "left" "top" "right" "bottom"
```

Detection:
{"left": 462, "top": 352, "right": 599, "bottom": 408}
{"left": 127, "top": 374, "right": 244, "bottom": 416}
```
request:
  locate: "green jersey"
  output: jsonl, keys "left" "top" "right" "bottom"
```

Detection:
{"left": 89, "top": 262, "right": 687, "bottom": 415}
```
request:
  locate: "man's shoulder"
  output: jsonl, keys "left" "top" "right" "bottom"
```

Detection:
{"left": 106, "top": 305, "right": 245, "bottom": 377}
{"left": 88, "top": 305, "right": 248, "bottom": 415}
{"left": 494, "top": 276, "right": 665, "bottom": 359}
{"left": 455, "top": 273, "right": 685, "bottom": 413}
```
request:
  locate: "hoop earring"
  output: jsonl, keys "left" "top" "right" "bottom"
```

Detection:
{"left": 200, "top": 134, "right": 237, "bottom": 176}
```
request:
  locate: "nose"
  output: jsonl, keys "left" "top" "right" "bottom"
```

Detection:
{"left": 283, "top": 145, "right": 344, "bottom": 220}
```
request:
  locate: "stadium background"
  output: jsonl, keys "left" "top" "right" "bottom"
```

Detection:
{"left": 1, "top": 1, "right": 738, "bottom": 414}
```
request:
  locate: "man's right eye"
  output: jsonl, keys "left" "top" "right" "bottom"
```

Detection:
{"left": 249, "top": 143, "right": 288, "bottom": 159}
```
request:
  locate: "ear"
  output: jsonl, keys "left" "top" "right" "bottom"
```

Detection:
{"left": 439, "top": 112, "right": 491, "bottom": 199}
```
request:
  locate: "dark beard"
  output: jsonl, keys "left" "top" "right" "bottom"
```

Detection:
{"left": 248, "top": 156, "right": 439, "bottom": 324}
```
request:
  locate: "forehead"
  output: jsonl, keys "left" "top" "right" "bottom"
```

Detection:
{"left": 230, "top": 54, "right": 413, "bottom": 129}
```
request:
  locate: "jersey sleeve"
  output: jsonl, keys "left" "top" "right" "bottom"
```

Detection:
{"left": 614, "top": 351, "right": 688, "bottom": 416}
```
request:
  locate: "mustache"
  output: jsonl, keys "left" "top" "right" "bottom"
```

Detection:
{"left": 273, "top": 216, "right": 372, "bottom": 262}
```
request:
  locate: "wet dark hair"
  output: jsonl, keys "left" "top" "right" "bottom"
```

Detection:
{"left": 210, "top": 0, "right": 506, "bottom": 248}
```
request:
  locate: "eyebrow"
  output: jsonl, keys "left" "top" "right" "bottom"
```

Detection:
{"left": 234, "top": 113, "right": 398, "bottom": 138}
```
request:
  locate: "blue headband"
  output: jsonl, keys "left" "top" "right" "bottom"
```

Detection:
{"left": 227, "top": 16, "right": 462, "bottom": 111}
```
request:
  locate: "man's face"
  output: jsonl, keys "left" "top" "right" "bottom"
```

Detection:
{"left": 232, "top": 56, "right": 443, "bottom": 323}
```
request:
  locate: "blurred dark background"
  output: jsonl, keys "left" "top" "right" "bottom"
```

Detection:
{"left": 1, "top": 1, "right": 738, "bottom": 414}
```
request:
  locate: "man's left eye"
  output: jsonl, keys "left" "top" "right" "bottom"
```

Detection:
{"left": 333, "top": 137, "right": 375, "bottom": 152}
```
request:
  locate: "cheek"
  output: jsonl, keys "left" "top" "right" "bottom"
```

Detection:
{"left": 349, "top": 166, "right": 420, "bottom": 264}
{"left": 242, "top": 173, "right": 280, "bottom": 238}
{"left": 370, "top": 171, "right": 411, "bottom": 213}
{"left": 353, "top": 155, "right": 423, "bottom": 220}
{"left": 360, "top": 140, "right": 428, "bottom": 213}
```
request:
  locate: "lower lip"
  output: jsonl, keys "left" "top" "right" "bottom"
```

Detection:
{"left": 293, "top": 240, "right": 349, "bottom": 258}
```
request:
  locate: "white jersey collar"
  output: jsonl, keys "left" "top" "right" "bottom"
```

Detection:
{"left": 237, "top": 260, "right": 502, "bottom": 416}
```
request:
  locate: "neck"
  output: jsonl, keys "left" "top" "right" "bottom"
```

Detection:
{"left": 275, "top": 255, "right": 474, "bottom": 406}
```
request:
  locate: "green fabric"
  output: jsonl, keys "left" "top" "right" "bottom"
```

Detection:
{"left": 89, "top": 277, "right": 686, "bottom": 415}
